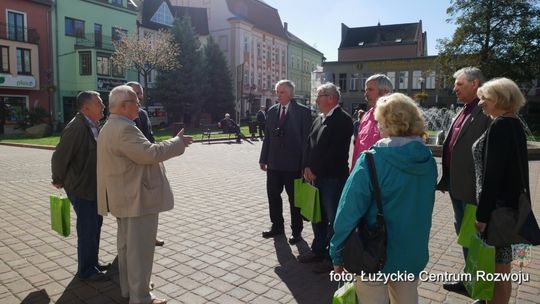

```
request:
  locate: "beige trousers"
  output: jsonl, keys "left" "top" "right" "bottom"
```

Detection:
{"left": 355, "top": 278, "right": 419, "bottom": 304}
{"left": 117, "top": 213, "right": 159, "bottom": 304}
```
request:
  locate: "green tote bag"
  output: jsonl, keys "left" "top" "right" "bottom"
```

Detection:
{"left": 332, "top": 282, "right": 357, "bottom": 304}
{"left": 293, "top": 179, "right": 321, "bottom": 223}
{"left": 458, "top": 204, "right": 478, "bottom": 248}
{"left": 50, "top": 194, "right": 71, "bottom": 237}
{"left": 463, "top": 235, "right": 495, "bottom": 300}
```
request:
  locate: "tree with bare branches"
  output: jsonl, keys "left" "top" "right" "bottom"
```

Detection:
{"left": 112, "top": 29, "right": 179, "bottom": 105}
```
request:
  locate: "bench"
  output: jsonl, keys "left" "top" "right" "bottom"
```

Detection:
{"left": 200, "top": 123, "right": 238, "bottom": 143}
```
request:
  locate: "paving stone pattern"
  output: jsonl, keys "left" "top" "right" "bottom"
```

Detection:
{"left": 0, "top": 143, "right": 539, "bottom": 304}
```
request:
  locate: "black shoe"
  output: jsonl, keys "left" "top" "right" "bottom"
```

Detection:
{"left": 262, "top": 229, "right": 284, "bottom": 238}
{"left": 79, "top": 271, "right": 111, "bottom": 282}
{"left": 472, "top": 300, "right": 486, "bottom": 304}
{"left": 155, "top": 239, "right": 165, "bottom": 246}
{"left": 288, "top": 235, "right": 302, "bottom": 244}
{"left": 443, "top": 281, "right": 468, "bottom": 296}
{"left": 96, "top": 263, "right": 111, "bottom": 272}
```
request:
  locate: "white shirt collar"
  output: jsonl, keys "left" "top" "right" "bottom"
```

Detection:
{"left": 322, "top": 105, "right": 340, "bottom": 121}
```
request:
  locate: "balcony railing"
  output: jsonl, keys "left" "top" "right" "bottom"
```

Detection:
{"left": 75, "top": 34, "right": 118, "bottom": 51}
{"left": 0, "top": 22, "right": 40, "bottom": 44}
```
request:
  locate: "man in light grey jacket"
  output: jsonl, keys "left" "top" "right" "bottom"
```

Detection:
{"left": 97, "top": 85, "right": 192, "bottom": 304}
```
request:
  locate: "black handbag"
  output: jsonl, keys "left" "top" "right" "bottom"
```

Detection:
{"left": 486, "top": 121, "right": 536, "bottom": 247}
{"left": 342, "top": 152, "right": 387, "bottom": 274}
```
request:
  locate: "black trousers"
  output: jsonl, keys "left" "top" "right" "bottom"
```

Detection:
{"left": 266, "top": 169, "right": 303, "bottom": 236}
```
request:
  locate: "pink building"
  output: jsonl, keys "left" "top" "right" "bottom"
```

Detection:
{"left": 0, "top": 0, "right": 52, "bottom": 134}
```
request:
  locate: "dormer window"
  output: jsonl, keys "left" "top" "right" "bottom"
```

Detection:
{"left": 395, "top": 38, "right": 402, "bottom": 43}
{"left": 151, "top": 2, "right": 174, "bottom": 26}
{"left": 358, "top": 41, "right": 364, "bottom": 46}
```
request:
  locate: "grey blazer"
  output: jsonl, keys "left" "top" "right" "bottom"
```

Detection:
{"left": 259, "top": 100, "right": 312, "bottom": 172}
{"left": 437, "top": 104, "right": 491, "bottom": 203}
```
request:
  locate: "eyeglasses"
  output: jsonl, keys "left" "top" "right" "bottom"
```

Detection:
{"left": 317, "top": 94, "right": 330, "bottom": 98}
{"left": 123, "top": 99, "right": 140, "bottom": 105}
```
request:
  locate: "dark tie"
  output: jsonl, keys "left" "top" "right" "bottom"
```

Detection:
{"left": 280, "top": 106, "right": 286, "bottom": 123}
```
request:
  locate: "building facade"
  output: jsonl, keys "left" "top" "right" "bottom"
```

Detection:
{"left": 285, "top": 22, "right": 323, "bottom": 105}
{"left": 172, "top": 0, "right": 289, "bottom": 118}
{"left": 52, "top": 0, "right": 138, "bottom": 124}
{"left": 339, "top": 21, "right": 426, "bottom": 61}
{"left": 0, "top": 0, "right": 52, "bottom": 134}
{"left": 323, "top": 56, "right": 454, "bottom": 115}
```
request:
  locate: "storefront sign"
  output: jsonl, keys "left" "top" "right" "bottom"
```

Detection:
{"left": 0, "top": 75, "right": 36, "bottom": 88}
{"left": 97, "top": 77, "right": 125, "bottom": 91}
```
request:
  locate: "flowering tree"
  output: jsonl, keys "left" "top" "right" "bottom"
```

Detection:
{"left": 112, "top": 29, "right": 179, "bottom": 104}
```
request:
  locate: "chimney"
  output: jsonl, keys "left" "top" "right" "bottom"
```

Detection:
{"left": 284, "top": 22, "right": 288, "bottom": 32}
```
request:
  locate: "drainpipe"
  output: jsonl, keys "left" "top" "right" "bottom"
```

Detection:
{"left": 54, "top": 0, "right": 62, "bottom": 127}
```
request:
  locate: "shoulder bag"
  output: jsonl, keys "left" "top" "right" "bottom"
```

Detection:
{"left": 342, "top": 152, "right": 387, "bottom": 274}
{"left": 486, "top": 120, "right": 532, "bottom": 247}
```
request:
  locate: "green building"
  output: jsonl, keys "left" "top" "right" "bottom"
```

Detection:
{"left": 284, "top": 22, "right": 324, "bottom": 104}
{"left": 52, "top": 0, "right": 138, "bottom": 124}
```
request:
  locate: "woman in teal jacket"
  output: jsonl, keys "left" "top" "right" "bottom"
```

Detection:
{"left": 330, "top": 93, "right": 437, "bottom": 303}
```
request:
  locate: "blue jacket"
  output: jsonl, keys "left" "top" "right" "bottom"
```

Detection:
{"left": 330, "top": 138, "right": 437, "bottom": 275}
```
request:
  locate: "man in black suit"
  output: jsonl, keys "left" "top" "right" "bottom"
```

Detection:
{"left": 299, "top": 83, "right": 353, "bottom": 273}
{"left": 259, "top": 80, "right": 312, "bottom": 244}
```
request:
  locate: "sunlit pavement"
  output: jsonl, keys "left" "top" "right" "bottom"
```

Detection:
{"left": 0, "top": 142, "right": 539, "bottom": 304}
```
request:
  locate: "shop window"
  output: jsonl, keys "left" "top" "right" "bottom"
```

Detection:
{"left": 1, "top": 96, "right": 28, "bottom": 124}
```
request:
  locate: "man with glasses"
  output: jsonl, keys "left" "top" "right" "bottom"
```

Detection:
{"left": 259, "top": 80, "right": 312, "bottom": 244}
{"left": 350, "top": 74, "right": 393, "bottom": 170}
{"left": 97, "top": 85, "right": 193, "bottom": 304}
{"left": 52, "top": 91, "right": 110, "bottom": 281}
{"left": 298, "top": 83, "right": 353, "bottom": 273}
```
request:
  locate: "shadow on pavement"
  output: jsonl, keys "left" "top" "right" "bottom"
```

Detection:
{"left": 54, "top": 276, "right": 126, "bottom": 304}
{"left": 273, "top": 236, "right": 338, "bottom": 304}
{"left": 21, "top": 289, "right": 50, "bottom": 303}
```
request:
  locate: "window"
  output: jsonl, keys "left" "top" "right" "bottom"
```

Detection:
{"left": 386, "top": 72, "right": 396, "bottom": 89}
{"left": 79, "top": 52, "right": 91, "bottom": 75}
{"left": 16, "top": 48, "right": 31, "bottom": 74}
{"left": 7, "top": 11, "right": 26, "bottom": 42}
{"left": 1, "top": 46, "right": 9, "bottom": 73}
{"left": 94, "top": 24, "right": 102, "bottom": 48}
{"left": 350, "top": 73, "right": 359, "bottom": 91}
{"left": 399, "top": 71, "right": 409, "bottom": 89}
{"left": 426, "top": 71, "right": 436, "bottom": 89}
{"left": 65, "top": 17, "right": 85, "bottom": 38}
{"left": 112, "top": 27, "right": 127, "bottom": 42}
{"left": 412, "top": 70, "right": 422, "bottom": 89}
{"left": 110, "top": 0, "right": 122, "bottom": 5}
{"left": 112, "top": 63, "right": 124, "bottom": 77}
{"left": 150, "top": 2, "right": 174, "bottom": 26}
{"left": 96, "top": 54, "right": 110, "bottom": 76}
{"left": 0, "top": 96, "right": 28, "bottom": 123}
{"left": 339, "top": 73, "right": 347, "bottom": 92}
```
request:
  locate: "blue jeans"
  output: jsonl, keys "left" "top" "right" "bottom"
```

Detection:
{"left": 311, "top": 177, "right": 347, "bottom": 257}
{"left": 68, "top": 194, "right": 103, "bottom": 278}
{"left": 450, "top": 195, "right": 469, "bottom": 259}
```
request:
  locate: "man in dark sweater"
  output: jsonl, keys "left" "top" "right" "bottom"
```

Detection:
{"left": 298, "top": 83, "right": 353, "bottom": 273}
{"left": 51, "top": 91, "right": 110, "bottom": 281}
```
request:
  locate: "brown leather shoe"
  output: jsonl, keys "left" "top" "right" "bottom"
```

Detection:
{"left": 150, "top": 298, "right": 167, "bottom": 304}
{"left": 155, "top": 239, "right": 165, "bottom": 246}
